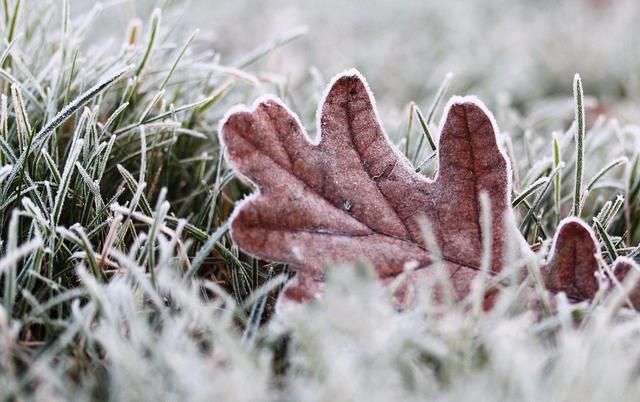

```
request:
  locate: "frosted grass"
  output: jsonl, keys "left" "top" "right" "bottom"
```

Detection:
{"left": 0, "top": 1, "right": 640, "bottom": 400}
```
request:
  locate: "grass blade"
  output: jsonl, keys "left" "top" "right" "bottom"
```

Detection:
{"left": 572, "top": 74, "right": 585, "bottom": 216}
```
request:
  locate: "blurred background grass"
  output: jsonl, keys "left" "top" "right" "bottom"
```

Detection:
{"left": 199, "top": 0, "right": 638, "bottom": 99}
{"left": 78, "top": 0, "right": 640, "bottom": 109}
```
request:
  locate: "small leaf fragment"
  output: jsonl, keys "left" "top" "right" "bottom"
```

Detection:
{"left": 543, "top": 218, "right": 602, "bottom": 301}
{"left": 610, "top": 257, "right": 640, "bottom": 308}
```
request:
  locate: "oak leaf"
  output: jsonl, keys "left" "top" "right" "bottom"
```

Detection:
{"left": 220, "top": 69, "right": 529, "bottom": 308}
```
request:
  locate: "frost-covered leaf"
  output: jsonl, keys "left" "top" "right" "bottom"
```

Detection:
{"left": 611, "top": 257, "right": 640, "bottom": 308}
{"left": 543, "top": 218, "right": 602, "bottom": 301}
{"left": 543, "top": 218, "right": 640, "bottom": 309}
{"left": 220, "top": 69, "right": 528, "bottom": 307}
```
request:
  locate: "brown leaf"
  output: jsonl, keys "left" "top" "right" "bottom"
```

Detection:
{"left": 543, "top": 218, "right": 640, "bottom": 309}
{"left": 542, "top": 218, "right": 603, "bottom": 301}
{"left": 610, "top": 257, "right": 640, "bottom": 308}
{"left": 220, "top": 69, "right": 528, "bottom": 308}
